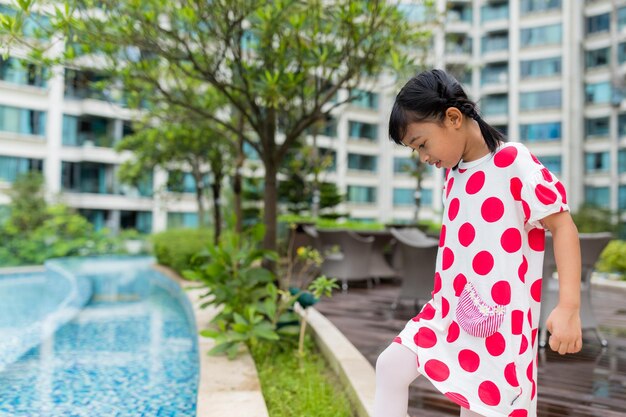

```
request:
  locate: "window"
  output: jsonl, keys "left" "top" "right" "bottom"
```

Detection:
{"left": 585, "top": 117, "right": 610, "bottom": 138}
{"left": 120, "top": 210, "right": 152, "bottom": 234}
{"left": 167, "top": 171, "right": 208, "bottom": 193}
{"left": 538, "top": 155, "right": 561, "bottom": 174}
{"left": 619, "top": 42, "right": 626, "bottom": 64}
{"left": 348, "top": 121, "right": 378, "bottom": 141}
{"left": 0, "top": 105, "right": 46, "bottom": 136}
{"left": 447, "top": 4, "right": 472, "bottom": 23}
{"left": 584, "top": 186, "right": 610, "bottom": 208}
{"left": 319, "top": 148, "right": 336, "bottom": 172}
{"left": 519, "top": 90, "right": 561, "bottom": 110}
{"left": 421, "top": 189, "right": 433, "bottom": 206}
{"left": 586, "top": 13, "right": 610, "bottom": 35}
{"left": 481, "top": 63, "right": 508, "bottom": 85}
{"left": 347, "top": 185, "right": 377, "bottom": 204}
{"left": 79, "top": 209, "right": 108, "bottom": 231}
{"left": 493, "top": 125, "right": 508, "bottom": 137}
{"left": 0, "top": 156, "right": 43, "bottom": 183}
{"left": 481, "top": 94, "right": 508, "bottom": 116}
{"left": 351, "top": 89, "right": 378, "bottom": 110}
{"left": 620, "top": 114, "right": 626, "bottom": 136}
{"left": 481, "top": 32, "right": 508, "bottom": 53}
{"left": 446, "top": 33, "right": 472, "bottom": 54}
{"left": 393, "top": 157, "right": 414, "bottom": 174}
{"left": 520, "top": 122, "right": 561, "bottom": 142}
{"left": 585, "top": 47, "right": 610, "bottom": 69}
{"left": 619, "top": 7, "right": 626, "bottom": 31}
{"left": 585, "top": 152, "right": 610, "bottom": 173}
{"left": 61, "top": 162, "right": 116, "bottom": 194}
{"left": 481, "top": 2, "right": 508, "bottom": 22}
{"left": 167, "top": 212, "right": 200, "bottom": 229}
{"left": 347, "top": 153, "right": 377, "bottom": 172}
{"left": 0, "top": 57, "right": 46, "bottom": 87}
{"left": 397, "top": 3, "right": 434, "bottom": 23}
{"left": 520, "top": 0, "right": 561, "bottom": 14}
{"left": 243, "top": 141, "right": 260, "bottom": 160}
{"left": 520, "top": 24, "right": 562, "bottom": 47}
{"left": 619, "top": 149, "right": 626, "bottom": 173}
{"left": 520, "top": 56, "right": 561, "bottom": 78}
{"left": 62, "top": 115, "right": 115, "bottom": 147}
{"left": 619, "top": 185, "right": 626, "bottom": 210}
{"left": 585, "top": 82, "right": 612, "bottom": 104}
{"left": 393, "top": 188, "right": 415, "bottom": 206}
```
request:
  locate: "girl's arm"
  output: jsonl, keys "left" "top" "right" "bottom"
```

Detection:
{"left": 540, "top": 211, "right": 583, "bottom": 355}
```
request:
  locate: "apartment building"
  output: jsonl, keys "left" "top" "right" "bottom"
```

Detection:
{"left": 1, "top": 0, "right": 625, "bottom": 233}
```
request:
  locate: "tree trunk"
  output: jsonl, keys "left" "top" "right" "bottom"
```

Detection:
{"left": 211, "top": 179, "right": 222, "bottom": 246}
{"left": 234, "top": 117, "right": 245, "bottom": 234}
{"left": 194, "top": 181, "right": 206, "bottom": 229}
{"left": 262, "top": 161, "right": 278, "bottom": 256}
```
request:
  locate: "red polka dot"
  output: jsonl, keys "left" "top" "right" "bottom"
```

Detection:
{"left": 522, "top": 200, "right": 531, "bottom": 223}
{"left": 472, "top": 251, "right": 494, "bottom": 276}
{"left": 441, "top": 297, "right": 450, "bottom": 318}
{"left": 532, "top": 328, "right": 538, "bottom": 347}
{"left": 413, "top": 303, "right": 436, "bottom": 321}
{"left": 458, "top": 222, "right": 475, "bottom": 247}
{"left": 504, "top": 362, "right": 519, "bottom": 387}
{"left": 481, "top": 197, "right": 504, "bottom": 222}
{"left": 511, "top": 310, "right": 524, "bottom": 335}
{"left": 491, "top": 281, "right": 511, "bottom": 305}
{"left": 510, "top": 410, "right": 528, "bottom": 417}
{"left": 501, "top": 228, "right": 522, "bottom": 253}
{"left": 535, "top": 184, "right": 557, "bottom": 205}
{"left": 458, "top": 349, "right": 480, "bottom": 372}
{"left": 531, "top": 153, "right": 541, "bottom": 165}
{"left": 424, "top": 359, "right": 450, "bottom": 382}
{"left": 393, "top": 336, "right": 402, "bottom": 344}
{"left": 478, "top": 380, "right": 501, "bottom": 406}
{"left": 432, "top": 272, "right": 442, "bottom": 295}
{"left": 448, "top": 198, "right": 460, "bottom": 221}
{"left": 439, "top": 225, "right": 446, "bottom": 247}
{"left": 555, "top": 181, "right": 567, "bottom": 204}
{"left": 530, "top": 278, "right": 542, "bottom": 302}
{"left": 446, "top": 321, "right": 460, "bottom": 343}
{"left": 510, "top": 177, "right": 523, "bottom": 201}
{"left": 527, "top": 308, "right": 533, "bottom": 327}
{"left": 531, "top": 379, "right": 536, "bottom": 400}
{"left": 414, "top": 327, "right": 437, "bottom": 348}
{"left": 485, "top": 332, "right": 506, "bottom": 356}
{"left": 494, "top": 146, "right": 518, "bottom": 168}
{"left": 442, "top": 247, "right": 454, "bottom": 270}
{"left": 528, "top": 228, "right": 545, "bottom": 251}
{"left": 527, "top": 361, "right": 534, "bottom": 381}
{"left": 446, "top": 177, "right": 454, "bottom": 198}
{"left": 444, "top": 392, "right": 469, "bottom": 408}
{"left": 458, "top": 168, "right": 467, "bottom": 174}
{"left": 518, "top": 256, "right": 528, "bottom": 283}
{"left": 453, "top": 274, "right": 467, "bottom": 296}
{"left": 519, "top": 334, "right": 529, "bottom": 354}
{"left": 466, "top": 171, "right": 485, "bottom": 194}
{"left": 541, "top": 168, "right": 553, "bottom": 182}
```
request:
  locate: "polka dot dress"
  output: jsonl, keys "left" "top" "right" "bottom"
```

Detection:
{"left": 394, "top": 143, "right": 568, "bottom": 417}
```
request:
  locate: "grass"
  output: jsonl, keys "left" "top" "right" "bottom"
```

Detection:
{"left": 250, "top": 335, "right": 354, "bottom": 417}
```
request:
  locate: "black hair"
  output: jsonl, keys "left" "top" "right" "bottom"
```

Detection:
{"left": 389, "top": 69, "right": 505, "bottom": 153}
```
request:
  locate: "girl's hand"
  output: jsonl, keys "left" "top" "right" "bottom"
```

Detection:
{"left": 545, "top": 304, "right": 583, "bottom": 355}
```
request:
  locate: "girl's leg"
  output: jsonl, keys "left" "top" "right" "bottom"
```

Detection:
{"left": 460, "top": 408, "right": 485, "bottom": 417}
{"left": 374, "top": 342, "right": 420, "bottom": 417}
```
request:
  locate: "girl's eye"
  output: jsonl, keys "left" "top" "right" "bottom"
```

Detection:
{"left": 418, "top": 143, "right": 425, "bottom": 150}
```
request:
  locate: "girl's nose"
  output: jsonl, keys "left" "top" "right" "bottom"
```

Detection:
{"left": 420, "top": 153, "right": 429, "bottom": 164}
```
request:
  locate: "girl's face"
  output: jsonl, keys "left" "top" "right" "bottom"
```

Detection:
{"left": 401, "top": 118, "right": 465, "bottom": 170}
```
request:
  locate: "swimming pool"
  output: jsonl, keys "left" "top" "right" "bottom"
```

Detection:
{"left": 0, "top": 256, "right": 199, "bottom": 416}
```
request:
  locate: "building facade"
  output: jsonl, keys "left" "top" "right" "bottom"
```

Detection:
{"left": 1, "top": 0, "right": 625, "bottom": 233}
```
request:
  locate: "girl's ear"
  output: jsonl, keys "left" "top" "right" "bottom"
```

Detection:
{"left": 445, "top": 107, "right": 463, "bottom": 129}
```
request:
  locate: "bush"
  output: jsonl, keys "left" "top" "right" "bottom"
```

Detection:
{"left": 151, "top": 228, "right": 212, "bottom": 274}
{"left": 596, "top": 240, "right": 626, "bottom": 279}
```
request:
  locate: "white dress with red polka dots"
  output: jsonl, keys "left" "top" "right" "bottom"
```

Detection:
{"left": 395, "top": 142, "right": 569, "bottom": 417}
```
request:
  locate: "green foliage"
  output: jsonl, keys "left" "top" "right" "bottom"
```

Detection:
{"left": 150, "top": 228, "right": 212, "bottom": 273}
{"left": 4, "top": 171, "right": 47, "bottom": 233}
{"left": 251, "top": 336, "right": 353, "bottom": 417}
{"left": 596, "top": 240, "right": 626, "bottom": 279}
{"left": 572, "top": 205, "right": 620, "bottom": 234}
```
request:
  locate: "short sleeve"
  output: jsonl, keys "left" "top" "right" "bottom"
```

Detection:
{"left": 520, "top": 167, "right": 569, "bottom": 229}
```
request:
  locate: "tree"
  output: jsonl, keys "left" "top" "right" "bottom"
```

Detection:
{"left": 4, "top": 171, "right": 48, "bottom": 233}
{"left": 5, "top": 0, "right": 433, "bottom": 254}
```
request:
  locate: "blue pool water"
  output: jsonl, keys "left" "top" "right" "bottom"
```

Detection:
{"left": 0, "top": 257, "right": 199, "bottom": 416}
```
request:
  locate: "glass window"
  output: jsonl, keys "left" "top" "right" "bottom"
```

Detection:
{"left": 520, "top": 56, "right": 561, "bottom": 78}
{"left": 351, "top": 89, "right": 378, "bottom": 110}
{"left": 586, "top": 13, "right": 610, "bottom": 35}
{"left": 520, "top": 122, "right": 561, "bottom": 142}
{"left": 61, "top": 162, "right": 116, "bottom": 194}
{"left": 447, "top": 4, "right": 472, "bottom": 23}
{"left": 393, "top": 188, "right": 414, "bottom": 206}
{"left": 120, "top": 210, "right": 152, "bottom": 234}
{"left": 347, "top": 153, "right": 377, "bottom": 172}
{"left": 538, "top": 155, "right": 561, "bottom": 174}
{"left": 585, "top": 117, "right": 610, "bottom": 138}
{"left": 585, "top": 82, "right": 612, "bottom": 104}
{"left": 520, "top": 24, "right": 562, "bottom": 47}
{"left": 619, "top": 114, "right": 626, "bottom": 136}
{"left": 0, "top": 156, "right": 43, "bottom": 183}
{"left": 79, "top": 209, "right": 108, "bottom": 231}
{"left": 493, "top": 125, "right": 508, "bottom": 137}
{"left": 446, "top": 33, "right": 472, "bottom": 54}
{"left": 421, "top": 189, "right": 433, "bottom": 206}
{"left": 481, "top": 2, "right": 508, "bottom": 22}
{"left": 348, "top": 121, "right": 378, "bottom": 141}
{"left": 584, "top": 186, "right": 610, "bottom": 208}
{"left": 585, "top": 152, "right": 610, "bottom": 173}
{"left": 62, "top": 114, "right": 114, "bottom": 147}
{"left": 521, "top": 0, "right": 561, "bottom": 14}
{"left": 481, "top": 63, "right": 508, "bottom": 85}
{"left": 397, "top": 3, "right": 434, "bottom": 23}
{"left": 393, "top": 157, "right": 414, "bottom": 174}
{"left": 167, "top": 212, "right": 200, "bottom": 229}
{"left": 481, "top": 32, "right": 508, "bottom": 53}
{"left": 619, "top": 185, "right": 626, "bottom": 210}
{"left": 619, "top": 7, "right": 626, "bottom": 31}
{"left": 619, "top": 149, "right": 626, "bottom": 173}
{"left": 347, "top": 185, "right": 377, "bottom": 204}
{"left": 0, "top": 57, "right": 47, "bottom": 87}
{"left": 481, "top": 94, "right": 508, "bottom": 116}
{"left": 0, "top": 105, "right": 46, "bottom": 136}
{"left": 619, "top": 42, "right": 626, "bottom": 64}
{"left": 319, "top": 148, "right": 336, "bottom": 172}
{"left": 585, "top": 47, "right": 610, "bottom": 69}
{"left": 519, "top": 90, "right": 561, "bottom": 110}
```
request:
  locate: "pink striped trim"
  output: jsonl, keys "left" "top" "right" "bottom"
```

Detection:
{"left": 456, "top": 282, "right": 505, "bottom": 338}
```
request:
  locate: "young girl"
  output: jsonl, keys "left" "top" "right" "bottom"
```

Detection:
{"left": 376, "top": 69, "right": 582, "bottom": 417}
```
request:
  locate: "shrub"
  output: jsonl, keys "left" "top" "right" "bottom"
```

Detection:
{"left": 150, "top": 228, "right": 212, "bottom": 273}
{"left": 596, "top": 240, "right": 626, "bottom": 279}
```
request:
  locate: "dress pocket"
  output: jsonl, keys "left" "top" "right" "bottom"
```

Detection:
{"left": 456, "top": 282, "right": 506, "bottom": 338}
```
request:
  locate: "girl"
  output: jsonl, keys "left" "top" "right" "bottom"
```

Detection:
{"left": 376, "top": 69, "right": 582, "bottom": 417}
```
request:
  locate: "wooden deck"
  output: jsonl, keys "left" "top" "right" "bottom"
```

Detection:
{"left": 316, "top": 279, "right": 626, "bottom": 417}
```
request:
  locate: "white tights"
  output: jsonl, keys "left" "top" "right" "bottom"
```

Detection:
{"left": 374, "top": 343, "right": 484, "bottom": 417}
